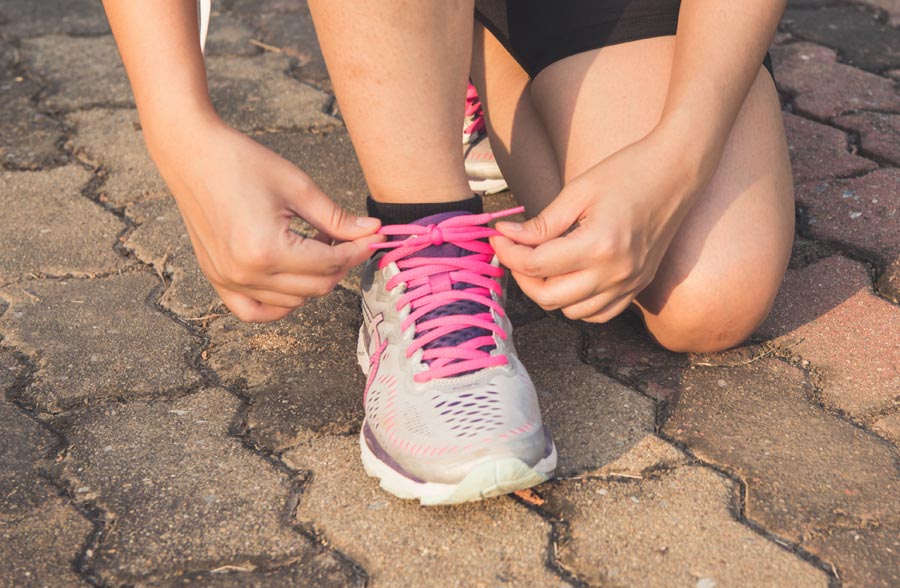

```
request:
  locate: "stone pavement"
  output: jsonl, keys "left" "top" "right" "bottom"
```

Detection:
{"left": 0, "top": 0, "right": 898, "bottom": 586}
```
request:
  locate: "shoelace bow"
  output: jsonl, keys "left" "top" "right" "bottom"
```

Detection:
{"left": 370, "top": 207, "right": 524, "bottom": 382}
{"left": 464, "top": 83, "right": 486, "bottom": 139}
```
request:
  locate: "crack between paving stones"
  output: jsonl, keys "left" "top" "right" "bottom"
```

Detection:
{"left": 0, "top": 347, "right": 111, "bottom": 587}
{"left": 572, "top": 332, "right": 845, "bottom": 585}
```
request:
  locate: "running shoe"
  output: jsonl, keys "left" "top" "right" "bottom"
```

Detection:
{"left": 464, "top": 83, "right": 509, "bottom": 195}
{"left": 357, "top": 207, "right": 556, "bottom": 505}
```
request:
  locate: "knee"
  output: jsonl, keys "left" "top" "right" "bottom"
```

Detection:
{"left": 640, "top": 282, "right": 777, "bottom": 354}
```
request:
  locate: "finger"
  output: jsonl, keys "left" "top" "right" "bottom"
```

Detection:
{"left": 583, "top": 294, "right": 636, "bottom": 324}
{"left": 511, "top": 270, "right": 600, "bottom": 311}
{"left": 239, "top": 287, "right": 308, "bottom": 309}
{"left": 273, "top": 232, "right": 384, "bottom": 277}
{"left": 564, "top": 290, "right": 636, "bottom": 322}
{"left": 217, "top": 288, "right": 295, "bottom": 323}
{"left": 287, "top": 181, "right": 381, "bottom": 241}
{"left": 245, "top": 273, "right": 340, "bottom": 299}
{"left": 493, "top": 183, "right": 588, "bottom": 246}
{"left": 492, "top": 231, "right": 593, "bottom": 279}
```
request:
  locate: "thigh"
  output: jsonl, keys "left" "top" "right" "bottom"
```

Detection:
{"left": 530, "top": 36, "right": 794, "bottom": 348}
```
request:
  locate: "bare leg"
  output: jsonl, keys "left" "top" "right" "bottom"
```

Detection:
{"left": 476, "top": 33, "right": 794, "bottom": 352}
{"left": 307, "top": 0, "right": 475, "bottom": 204}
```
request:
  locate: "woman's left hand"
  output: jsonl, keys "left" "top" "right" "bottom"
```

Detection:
{"left": 491, "top": 125, "right": 714, "bottom": 323}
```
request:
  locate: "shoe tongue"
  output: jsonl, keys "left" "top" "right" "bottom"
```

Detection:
{"left": 393, "top": 210, "right": 474, "bottom": 258}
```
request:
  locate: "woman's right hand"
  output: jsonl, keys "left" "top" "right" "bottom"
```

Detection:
{"left": 147, "top": 116, "right": 384, "bottom": 322}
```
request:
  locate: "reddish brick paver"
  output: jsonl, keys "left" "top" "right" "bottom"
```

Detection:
{"left": 797, "top": 169, "right": 900, "bottom": 265}
{"left": 783, "top": 111, "right": 877, "bottom": 183}
{"left": 758, "top": 256, "right": 900, "bottom": 418}
{"left": 833, "top": 112, "right": 900, "bottom": 166}
{"left": 771, "top": 42, "right": 900, "bottom": 119}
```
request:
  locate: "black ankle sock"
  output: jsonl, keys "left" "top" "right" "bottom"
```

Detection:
{"left": 366, "top": 195, "right": 483, "bottom": 226}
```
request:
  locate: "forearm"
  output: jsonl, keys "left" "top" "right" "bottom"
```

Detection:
{"left": 658, "top": 0, "right": 785, "bottom": 180}
{"left": 102, "top": 0, "right": 218, "bottom": 150}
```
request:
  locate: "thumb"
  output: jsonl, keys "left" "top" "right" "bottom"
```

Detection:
{"left": 290, "top": 182, "right": 381, "bottom": 241}
{"left": 494, "top": 187, "right": 585, "bottom": 246}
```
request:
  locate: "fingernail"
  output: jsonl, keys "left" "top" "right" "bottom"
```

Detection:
{"left": 355, "top": 217, "right": 380, "bottom": 229}
{"left": 500, "top": 221, "right": 523, "bottom": 232}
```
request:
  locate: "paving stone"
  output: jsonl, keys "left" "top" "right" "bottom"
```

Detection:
{"left": 0, "top": 273, "right": 200, "bottom": 412}
{"left": 22, "top": 35, "right": 133, "bottom": 112}
{"left": 0, "top": 46, "right": 68, "bottom": 170}
{"left": 782, "top": 6, "right": 900, "bottom": 73}
{"left": 833, "top": 112, "right": 900, "bottom": 166}
{"left": 796, "top": 169, "right": 900, "bottom": 267}
{"left": 543, "top": 466, "right": 827, "bottom": 587}
{"left": 0, "top": 498, "right": 93, "bottom": 588}
{"left": 771, "top": 42, "right": 900, "bottom": 119}
{"left": 857, "top": 0, "right": 900, "bottom": 25}
{"left": 783, "top": 112, "right": 877, "bottom": 183}
{"left": 877, "top": 256, "right": 900, "bottom": 303}
{"left": 757, "top": 256, "right": 900, "bottom": 417}
{"left": 206, "top": 53, "right": 334, "bottom": 132}
{"left": 582, "top": 311, "right": 690, "bottom": 401}
{"left": 0, "top": 0, "right": 110, "bottom": 37}
{"left": 808, "top": 526, "right": 900, "bottom": 588}
{"left": 872, "top": 411, "right": 900, "bottom": 445}
{"left": 144, "top": 555, "right": 364, "bottom": 588}
{"left": 283, "top": 435, "right": 566, "bottom": 588}
{"left": 515, "top": 318, "right": 660, "bottom": 476}
{"left": 51, "top": 388, "right": 361, "bottom": 586}
{"left": 67, "top": 109, "right": 168, "bottom": 208}
{"left": 0, "top": 166, "right": 127, "bottom": 283}
{"left": 226, "top": 0, "right": 330, "bottom": 91}
{"left": 204, "top": 12, "right": 261, "bottom": 57}
{"left": 0, "top": 351, "right": 92, "bottom": 587}
{"left": 125, "top": 198, "right": 220, "bottom": 318}
{"left": 663, "top": 358, "right": 900, "bottom": 547}
{"left": 205, "top": 288, "right": 365, "bottom": 452}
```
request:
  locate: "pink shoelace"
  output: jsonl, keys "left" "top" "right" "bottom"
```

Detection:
{"left": 464, "top": 82, "right": 486, "bottom": 139}
{"left": 371, "top": 207, "right": 524, "bottom": 382}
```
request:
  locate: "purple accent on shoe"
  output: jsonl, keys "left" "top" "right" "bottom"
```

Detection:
{"left": 364, "top": 422, "right": 427, "bottom": 484}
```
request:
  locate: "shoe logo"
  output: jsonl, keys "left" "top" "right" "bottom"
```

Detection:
{"left": 362, "top": 300, "right": 388, "bottom": 404}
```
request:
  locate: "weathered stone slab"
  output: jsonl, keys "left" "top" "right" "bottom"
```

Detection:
{"left": 663, "top": 358, "right": 900, "bottom": 552}
{"left": 206, "top": 54, "right": 334, "bottom": 132}
{"left": 771, "top": 42, "right": 900, "bottom": 119}
{"left": 204, "top": 12, "right": 260, "bottom": 58}
{"left": 544, "top": 467, "right": 827, "bottom": 587}
{"left": 22, "top": 35, "right": 132, "bottom": 112}
{"left": 877, "top": 256, "right": 900, "bottom": 303}
{"left": 808, "top": 526, "right": 900, "bottom": 588}
{"left": 0, "top": 166, "right": 127, "bottom": 283}
{"left": 144, "top": 555, "right": 364, "bottom": 588}
{"left": 0, "top": 273, "right": 200, "bottom": 412}
{"left": 67, "top": 109, "right": 168, "bottom": 207}
{"left": 833, "top": 112, "right": 900, "bottom": 166}
{"left": 582, "top": 311, "right": 690, "bottom": 401}
{"left": 0, "top": 51, "right": 68, "bottom": 170}
{"left": 757, "top": 256, "right": 900, "bottom": 417}
{"left": 283, "top": 435, "right": 566, "bottom": 588}
{"left": 783, "top": 112, "right": 877, "bottom": 183}
{"left": 0, "top": 351, "right": 92, "bottom": 587}
{"left": 51, "top": 388, "right": 361, "bottom": 586}
{"left": 515, "top": 318, "right": 661, "bottom": 476}
{"left": 782, "top": 6, "right": 900, "bottom": 73}
{"left": 873, "top": 411, "right": 900, "bottom": 445}
{"left": 205, "top": 288, "right": 365, "bottom": 452}
{"left": 0, "top": 0, "right": 110, "bottom": 37}
{"left": 225, "top": 0, "right": 330, "bottom": 91}
{"left": 125, "top": 198, "right": 220, "bottom": 318}
{"left": 797, "top": 169, "right": 900, "bottom": 267}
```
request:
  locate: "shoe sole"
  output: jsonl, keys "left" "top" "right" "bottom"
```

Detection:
{"left": 360, "top": 424, "right": 556, "bottom": 506}
{"left": 467, "top": 176, "right": 509, "bottom": 195}
{"left": 356, "top": 325, "right": 556, "bottom": 505}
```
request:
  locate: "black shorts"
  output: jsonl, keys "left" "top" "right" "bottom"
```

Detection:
{"left": 475, "top": 0, "right": 774, "bottom": 80}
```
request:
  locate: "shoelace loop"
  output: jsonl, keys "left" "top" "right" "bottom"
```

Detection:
{"left": 370, "top": 207, "right": 524, "bottom": 382}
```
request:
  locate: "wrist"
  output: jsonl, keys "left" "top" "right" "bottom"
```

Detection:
{"left": 651, "top": 108, "right": 726, "bottom": 190}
